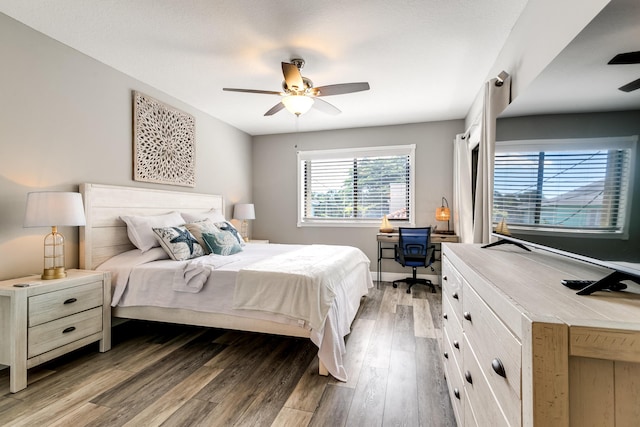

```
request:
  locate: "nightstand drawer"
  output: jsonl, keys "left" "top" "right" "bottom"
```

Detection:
{"left": 28, "top": 307, "right": 103, "bottom": 358}
{"left": 28, "top": 281, "right": 103, "bottom": 327}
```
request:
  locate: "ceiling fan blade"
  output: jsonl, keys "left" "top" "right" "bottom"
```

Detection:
{"left": 619, "top": 77, "right": 640, "bottom": 92}
{"left": 608, "top": 51, "right": 640, "bottom": 65}
{"left": 264, "top": 102, "right": 285, "bottom": 116}
{"left": 313, "top": 82, "right": 370, "bottom": 97}
{"left": 312, "top": 98, "right": 341, "bottom": 115}
{"left": 223, "top": 88, "right": 282, "bottom": 95}
{"left": 282, "top": 62, "right": 304, "bottom": 91}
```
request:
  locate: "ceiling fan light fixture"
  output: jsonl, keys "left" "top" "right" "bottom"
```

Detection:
{"left": 281, "top": 95, "right": 314, "bottom": 116}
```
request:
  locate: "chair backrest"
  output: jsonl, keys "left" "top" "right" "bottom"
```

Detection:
{"left": 396, "top": 227, "right": 431, "bottom": 265}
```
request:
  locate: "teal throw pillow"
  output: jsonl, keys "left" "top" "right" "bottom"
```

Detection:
{"left": 202, "top": 231, "right": 243, "bottom": 256}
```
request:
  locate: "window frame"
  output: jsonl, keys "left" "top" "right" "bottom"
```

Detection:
{"left": 493, "top": 136, "right": 637, "bottom": 239}
{"left": 297, "top": 144, "right": 416, "bottom": 228}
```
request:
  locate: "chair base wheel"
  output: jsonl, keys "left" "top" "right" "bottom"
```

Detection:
{"left": 392, "top": 283, "right": 398, "bottom": 288}
{"left": 406, "top": 289, "right": 411, "bottom": 294}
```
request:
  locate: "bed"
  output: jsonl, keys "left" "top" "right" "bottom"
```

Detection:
{"left": 79, "top": 183, "right": 373, "bottom": 381}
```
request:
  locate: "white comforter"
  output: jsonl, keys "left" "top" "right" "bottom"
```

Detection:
{"left": 97, "top": 243, "right": 373, "bottom": 381}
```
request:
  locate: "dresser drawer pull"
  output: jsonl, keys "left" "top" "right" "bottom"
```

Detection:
{"left": 62, "top": 326, "right": 76, "bottom": 334}
{"left": 463, "top": 311, "right": 472, "bottom": 321}
{"left": 492, "top": 358, "right": 507, "bottom": 378}
{"left": 443, "top": 313, "right": 448, "bottom": 320}
{"left": 452, "top": 292, "right": 459, "bottom": 300}
{"left": 453, "top": 340, "right": 460, "bottom": 349}
{"left": 443, "top": 276, "right": 448, "bottom": 281}
{"left": 465, "top": 370, "right": 473, "bottom": 384}
{"left": 63, "top": 298, "right": 77, "bottom": 305}
{"left": 453, "top": 388, "right": 460, "bottom": 399}
{"left": 443, "top": 351, "right": 449, "bottom": 359}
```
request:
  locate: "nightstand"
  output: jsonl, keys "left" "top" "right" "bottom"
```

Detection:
{"left": 0, "top": 269, "right": 111, "bottom": 393}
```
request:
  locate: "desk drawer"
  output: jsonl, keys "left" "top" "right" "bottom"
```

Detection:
{"left": 28, "top": 307, "right": 103, "bottom": 358}
{"left": 28, "top": 281, "right": 103, "bottom": 327}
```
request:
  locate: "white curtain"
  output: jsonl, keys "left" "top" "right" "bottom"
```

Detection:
{"left": 453, "top": 133, "right": 474, "bottom": 243}
{"left": 472, "top": 75, "right": 511, "bottom": 243}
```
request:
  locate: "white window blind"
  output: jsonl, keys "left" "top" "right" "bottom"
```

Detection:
{"left": 298, "top": 145, "right": 415, "bottom": 226}
{"left": 493, "top": 137, "right": 635, "bottom": 234}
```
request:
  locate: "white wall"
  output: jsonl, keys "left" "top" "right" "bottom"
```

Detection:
{"left": 465, "top": 0, "right": 611, "bottom": 128}
{"left": 0, "top": 14, "right": 252, "bottom": 280}
{"left": 251, "top": 120, "right": 464, "bottom": 271}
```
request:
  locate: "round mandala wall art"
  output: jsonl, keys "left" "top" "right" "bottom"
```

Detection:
{"left": 133, "top": 91, "right": 196, "bottom": 187}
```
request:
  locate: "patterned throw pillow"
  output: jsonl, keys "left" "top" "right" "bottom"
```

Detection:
{"left": 202, "top": 231, "right": 243, "bottom": 256}
{"left": 153, "top": 226, "right": 205, "bottom": 261}
{"left": 216, "top": 221, "right": 245, "bottom": 246}
{"left": 184, "top": 218, "right": 220, "bottom": 254}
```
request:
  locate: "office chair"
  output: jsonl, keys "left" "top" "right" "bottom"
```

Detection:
{"left": 392, "top": 227, "right": 436, "bottom": 293}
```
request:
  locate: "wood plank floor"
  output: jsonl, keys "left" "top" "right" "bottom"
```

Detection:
{"left": 0, "top": 282, "right": 456, "bottom": 426}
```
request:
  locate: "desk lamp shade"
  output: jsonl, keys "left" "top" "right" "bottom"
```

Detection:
{"left": 24, "top": 191, "right": 86, "bottom": 280}
{"left": 435, "top": 197, "right": 452, "bottom": 233}
{"left": 233, "top": 203, "right": 255, "bottom": 242}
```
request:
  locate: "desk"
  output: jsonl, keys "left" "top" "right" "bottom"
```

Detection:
{"left": 376, "top": 232, "right": 459, "bottom": 285}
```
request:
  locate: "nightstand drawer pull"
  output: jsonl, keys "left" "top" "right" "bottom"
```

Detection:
{"left": 453, "top": 340, "right": 460, "bottom": 349}
{"left": 63, "top": 298, "right": 77, "bottom": 305}
{"left": 492, "top": 358, "right": 507, "bottom": 378}
{"left": 62, "top": 326, "right": 76, "bottom": 334}
{"left": 453, "top": 388, "right": 460, "bottom": 399}
{"left": 463, "top": 311, "right": 472, "bottom": 321}
{"left": 444, "top": 351, "right": 449, "bottom": 359}
{"left": 443, "top": 313, "right": 448, "bottom": 320}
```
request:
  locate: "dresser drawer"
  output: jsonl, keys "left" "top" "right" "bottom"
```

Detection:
{"left": 442, "top": 257, "right": 463, "bottom": 319}
{"left": 28, "top": 281, "right": 103, "bottom": 327}
{"left": 463, "top": 338, "right": 511, "bottom": 427}
{"left": 463, "top": 284, "right": 521, "bottom": 425}
{"left": 443, "top": 330, "right": 465, "bottom": 427}
{"left": 28, "top": 307, "right": 103, "bottom": 358}
{"left": 442, "top": 295, "right": 463, "bottom": 358}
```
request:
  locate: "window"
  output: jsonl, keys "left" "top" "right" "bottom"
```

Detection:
{"left": 493, "top": 137, "right": 635, "bottom": 235}
{"left": 298, "top": 145, "right": 415, "bottom": 227}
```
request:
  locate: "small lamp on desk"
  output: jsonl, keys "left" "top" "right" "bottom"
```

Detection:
{"left": 233, "top": 203, "right": 255, "bottom": 242}
{"left": 435, "top": 197, "right": 454, "bottom": 234}
{"left": 23, "top": 191, "right": 86, "bottom": 280}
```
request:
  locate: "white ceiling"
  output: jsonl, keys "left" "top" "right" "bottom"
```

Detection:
{"left": 0, "top": 0, "right": 529, "bottom": 136}
{"left": 502, "top": 0, "right": 640, "bottom": 117}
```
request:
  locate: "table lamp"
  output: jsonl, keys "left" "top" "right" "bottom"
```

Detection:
{"left": 233, "top": 203, "right": 255, "bottom": 242}
{"left": 24, "top": 191, "right": 86, "bottom": 279}
{"left": 435, "top": 196, "right": 453, "bottom": 234}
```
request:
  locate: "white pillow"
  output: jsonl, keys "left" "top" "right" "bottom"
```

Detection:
{"left": 120, "top": 211, "right": 185, "bottom": 252}
{"left": 181, "top": 208, "right": 226, "bottom": 223}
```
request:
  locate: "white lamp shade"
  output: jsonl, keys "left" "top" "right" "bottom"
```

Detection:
{"left": 233, "top": 203, "right": 255, "bottom": 220}
{"left": 24, "top": 191, "right": 86, "bottom": 227}
{"left": 281, "top": 95, "right": 314, "bottom": 116}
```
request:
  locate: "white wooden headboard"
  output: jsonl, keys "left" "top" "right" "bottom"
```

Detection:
{"left": 80, "top": 183, "right": 224, "bottom": 270}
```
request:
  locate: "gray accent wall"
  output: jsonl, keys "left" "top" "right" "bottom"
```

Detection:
{"left": 251, "top": 120, "right": 464, "bottom": 273}
{"left": 0, "top": 13, "right": 252, "bottom": 280}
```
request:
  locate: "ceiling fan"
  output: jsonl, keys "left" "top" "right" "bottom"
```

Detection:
{"left": 223, "top": 58, "right": 370, "bottom": 116}
{"left": 608, "top": 50, "right": 640, "bottom": 92}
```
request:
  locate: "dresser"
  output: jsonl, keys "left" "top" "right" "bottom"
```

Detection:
{"left": 441, "top": 243, "right": 640, "bottom": 426}
{"left": 0, "top": 269, "right": 111, "bottom": 393}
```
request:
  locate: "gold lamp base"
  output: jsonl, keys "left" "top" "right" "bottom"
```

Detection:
{"left": 42, "top": 267, "right": 67, "bottom": 280}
